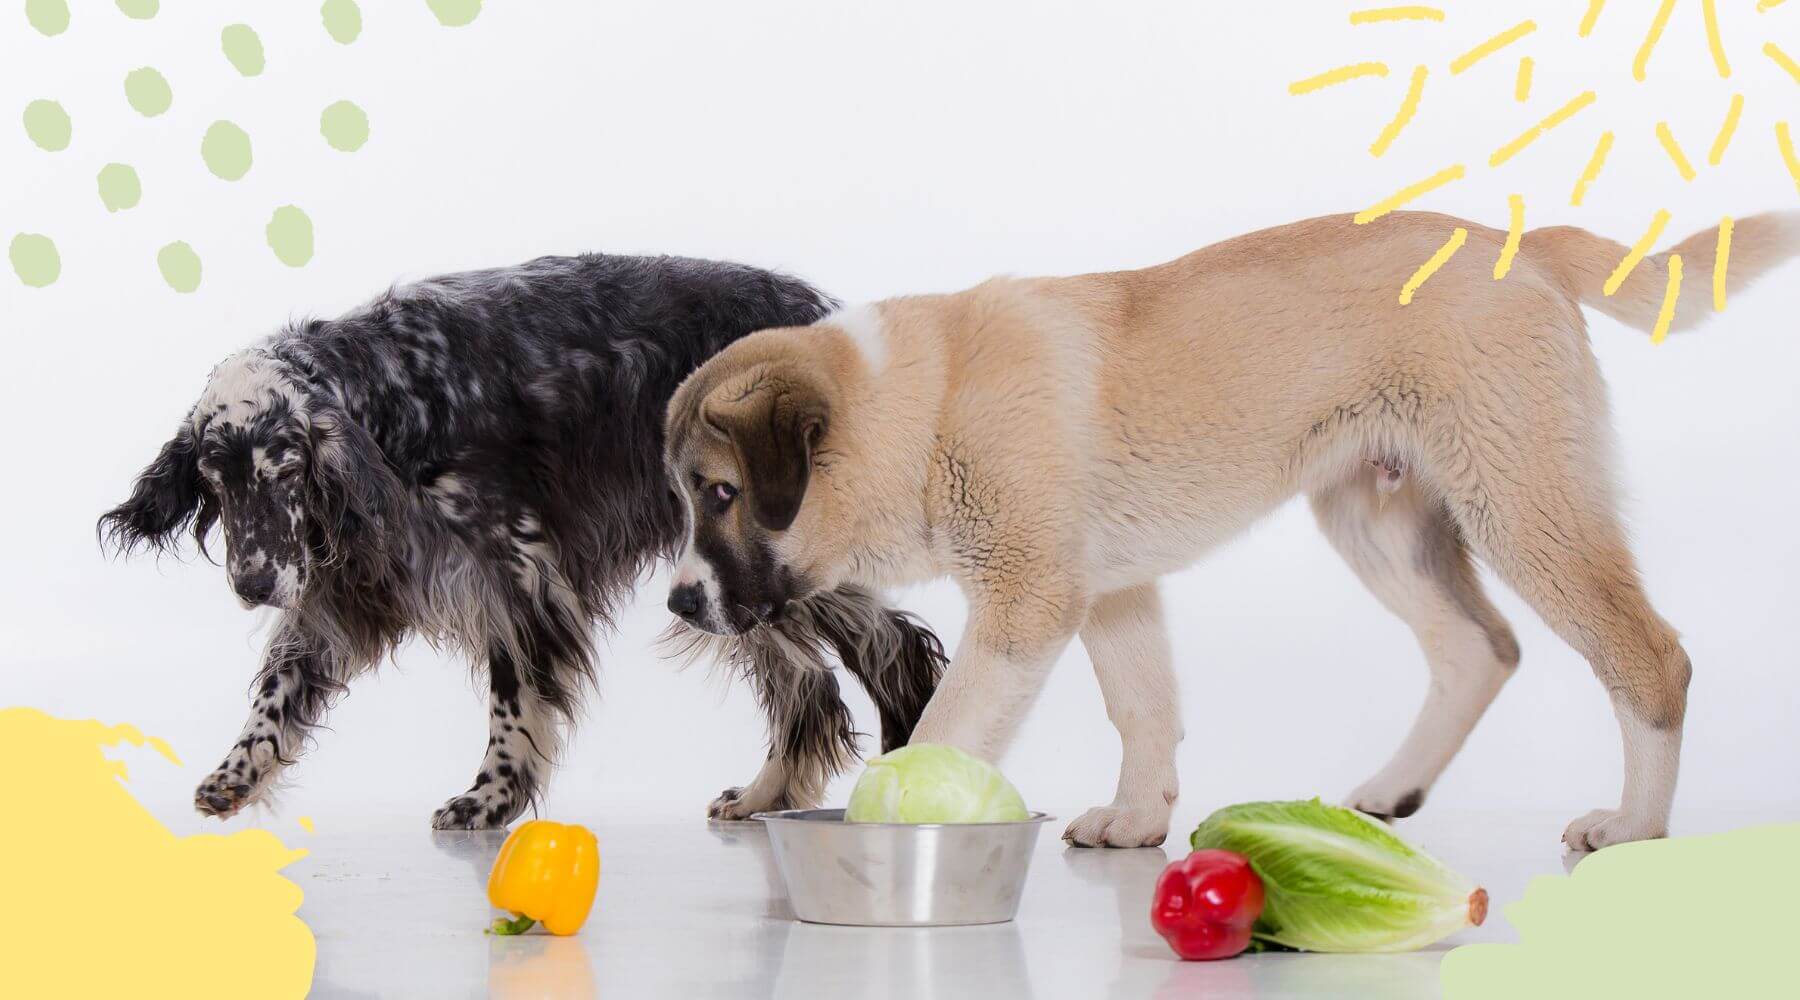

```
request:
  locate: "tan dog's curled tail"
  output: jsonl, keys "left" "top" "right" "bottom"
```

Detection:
{"left": 1522, "top": 211, "right": 1800, "bottom": 337}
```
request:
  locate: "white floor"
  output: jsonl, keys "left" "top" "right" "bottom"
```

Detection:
{"left": 291, "top": 805, "right": 1785, "bottom": 999}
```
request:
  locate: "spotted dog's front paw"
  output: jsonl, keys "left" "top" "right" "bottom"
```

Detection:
{"left": 194, "top": 771, "right": 258, "bottom": 818}
{"left": 431, "top": 786, "right": 526, "bottom": 830}
{"left": 194, "top": 738, "right": 278, "bottom": 819}
{"left": 1063, "top": 805, "right": 1170, "bottom": 848}
{"left": 1562, "top": 807, "right": 1667, "bottom": 852}
{"left": 706, "top": 786, "right": 762, "bottom": 821}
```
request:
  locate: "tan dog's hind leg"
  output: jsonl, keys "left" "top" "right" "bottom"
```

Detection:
{"left": 1064, "top": 583, "right": 1182, "bottom": 848}
{"left": 1311, "top": 472, "right": 1519, "bottom": 821}
{"left": 1425, "top": 340, "right": 1689, "bottom": 850}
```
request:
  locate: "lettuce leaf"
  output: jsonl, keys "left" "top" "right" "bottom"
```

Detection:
{"left": 1190, "top": 798, "right": 1484, "bottom": 953}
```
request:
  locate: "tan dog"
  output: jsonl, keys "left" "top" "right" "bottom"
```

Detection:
{"left": 663, "top": 210, "right": 1799, "bottom": 849}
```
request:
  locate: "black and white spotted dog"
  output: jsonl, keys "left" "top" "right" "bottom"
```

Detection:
{"left": 99, "top": 254, "right": 944, "bottom": 828}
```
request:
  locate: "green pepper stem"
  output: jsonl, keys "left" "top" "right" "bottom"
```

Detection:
{"left": 486, "top": 914, "right": 538, "bottom": 936}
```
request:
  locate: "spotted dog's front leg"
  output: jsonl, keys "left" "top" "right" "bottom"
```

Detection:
{"left": 196, "top": 620, "right": 358, "bottom": 819}
{"left": 432, "top": 646, "right": 561, "bottom": 830}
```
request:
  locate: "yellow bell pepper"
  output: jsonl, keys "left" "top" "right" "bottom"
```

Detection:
{"left": 485, "top": 820, "right": 600, "bottom": 936}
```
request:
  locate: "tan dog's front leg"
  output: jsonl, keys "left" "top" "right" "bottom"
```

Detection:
{"left": 911, "top": 592, "right": 1085, "bottom": 763}
{"left": 1063, "top": 583, "right": 1181, "bottom": 848}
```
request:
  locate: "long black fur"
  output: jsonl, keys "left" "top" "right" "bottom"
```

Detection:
{"left": 100, "top": 254, "right": 945, "bottom": 828}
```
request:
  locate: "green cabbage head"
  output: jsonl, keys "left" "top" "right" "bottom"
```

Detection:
{"left": 1190, "top": 798, "right": 1487, "bottom": 953}
{"left": 844, "top": 744, "right": 1029, "bottom": 823}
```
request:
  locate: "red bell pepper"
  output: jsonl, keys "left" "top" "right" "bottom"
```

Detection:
{"left": 1151, "top": 849, "right": 1265, "bottom": 961}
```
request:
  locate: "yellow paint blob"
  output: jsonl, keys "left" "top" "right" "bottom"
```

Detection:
{"left": 0, "top": 708, "right": 314, "bottom": 998}
{"left": 1442, "top": 823, "right": 1800, "bottom": 998}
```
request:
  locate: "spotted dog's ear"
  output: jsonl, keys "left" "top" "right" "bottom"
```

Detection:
{"left": 99, "top": 419, "right": 215, "bottom": 555}
{"left": 306, "top": 407, "right": 406, "bottom": 559}
{"left": 701, "top": 363, "right": 830, "bottom": 532}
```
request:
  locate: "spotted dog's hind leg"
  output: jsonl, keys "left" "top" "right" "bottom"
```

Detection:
{"left": 431, "top": 644, "right": 563, "bottom": 830}
{"left": 196, "top": 617, "right": 364, "bottom": 819}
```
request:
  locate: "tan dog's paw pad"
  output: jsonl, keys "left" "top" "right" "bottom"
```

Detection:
{"left": 1345, "top": 782, "right": 1426, "bottom": 821}
{"left": 1062, "top": 805, "right": 1169, "bottom": 849}
{"left": 1562, "top": 808, "right": 1667, "bottom": 852}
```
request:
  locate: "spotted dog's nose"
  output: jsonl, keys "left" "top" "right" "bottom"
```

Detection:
{"left": 233, "top": 569, "right": 276, "bottom": 607}
{"left": 667, "top": 583, "right": 704, "bottom": 621}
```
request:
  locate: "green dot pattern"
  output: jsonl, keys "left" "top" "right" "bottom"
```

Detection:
{"left": 115, "top": 0, "right": 158, "bottom": 19}
{"left": 221, "top": 25, "right": 266, "bottom": 77}
{"left": 23, "top": 100, "right": 71, "bottom": 151}
{"left": 320, "top": 101, "right": 370, "bottom": 152}
{"left": 98, "top": 163, "right": 142, "bottom": 212}
{"left": 157, "top": 241, "right": 202, "bottom": 292}
{"left": 321, "top": 0, "right": 361, "bottom": 44}
{"left": 266, "top": 206, "right": 315, "bottom": 267}
{"left": 124, "top": 68, "right": 173, "bottom": 117}
{"left": 10, "top": 233, "right": 61, "bottom": 287}
{"left": 26, "top": 0, "right": 70, "bottom": 36}
{"left": 427, "top": 0, "right": 482, "bottom": 27}
{"left": 201, "top": 121, "right": 253, "bottom": 181}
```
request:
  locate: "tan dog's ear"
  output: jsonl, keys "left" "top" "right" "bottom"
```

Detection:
{"left": 702, "top": 365, "right": 829, "bottom": 531}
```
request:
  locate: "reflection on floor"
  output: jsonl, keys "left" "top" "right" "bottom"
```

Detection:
{"left": 296, "top": 807, "right": 1785, "bottom": 999}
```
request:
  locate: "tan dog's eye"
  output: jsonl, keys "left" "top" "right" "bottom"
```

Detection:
{"left": 707, "top": 481, "right": 738, "bottom": 514}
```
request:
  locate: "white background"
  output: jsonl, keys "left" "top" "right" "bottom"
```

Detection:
{"left": 2, "top": 1, "right": 1796, "bottom": 840}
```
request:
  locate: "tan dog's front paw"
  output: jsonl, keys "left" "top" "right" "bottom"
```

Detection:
{"left": 1062, "top": 805, "right": 1169, "bottom": 848}
{"left": 1562, "top": 808, "right": 1667, "bottom": 852}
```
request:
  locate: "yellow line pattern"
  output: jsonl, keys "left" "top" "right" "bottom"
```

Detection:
{"left": 1605, "top": 209, "right": 1672, "bottom": 297}
{"left": 1713, "top": 216, "right": 1733, "bottom": 312}
{"left": 1451, "top": 20, "right": 1536, "bottom": 75}
{"left": 1766, "top": 42, "right": 1800, "bottom": 84}
{"left": 1651, "top": 253, "right": 1683, "bottom": 345}
{"left": 1570, "top": 131, "right": 1614, "bottom": 206}
{"left": 1515, "top": 57, "right": 1534, "bottom": 101}
{"left": 1400, "top": 228, "right": 1468, "bottom": 305}
{"left": 1351, "top": 6, "right": 1445, "bottom": 24}
{"left": 1355, "top": 163, "right": 1467, "bottom": 224}
{"left": 1778, "top": 122, "right": 1800, "bottom": 193}
{"left": 1702, "top": 0, "right": 1731, "bottom": 78}
{"left": 1371, "top": 66, "right": 1429, "bottom": 157}
{"left": 1494, "top": 194, "right": 1525, "bottom": 280}
{"left": 1759, "top": 0, "right": 1789, "bottom": 13}
{"left": 1709, "top": 93, "right": 1744, "bottom": 165}
{"left": 1580, "top": 0, "right": 1607, "bottom": 37}
{"left": 1490, "top": 91, "right": 1598, "bottom": 167}
{"left": 1633, "top": 0, "right": 1679, "bottom": 82}
{"left": 1656, "top": 122, "right": 1697, "bottom": 181}
{"left": 1290, "top": 62, "right": 1390, "bottom": 95}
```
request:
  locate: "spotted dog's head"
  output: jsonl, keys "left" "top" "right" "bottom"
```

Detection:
{"left": 663, "top": 338, "right": 846, "bottom": 636}
{"left": 101, "top": 349, "right": 403, "bottom": 609}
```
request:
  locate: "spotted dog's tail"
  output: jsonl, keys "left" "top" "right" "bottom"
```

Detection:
{"left": 1522, "top": 211, "right": 1800, "bottom": 337}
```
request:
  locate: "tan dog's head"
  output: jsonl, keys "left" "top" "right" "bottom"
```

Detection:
{"left": 664, "top": 339, "right": 842, "bottom": 635}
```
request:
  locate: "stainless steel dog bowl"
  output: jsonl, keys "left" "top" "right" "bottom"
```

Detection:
{"left": 755, "top": 808, "right": 1053, "bottom": 926}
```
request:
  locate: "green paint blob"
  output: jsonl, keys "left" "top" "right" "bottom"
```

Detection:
{"left": 201, "top": 121, "right": 252, "bottom": 181}
{"left": 266, "top": 206, "right": 315, "bottom": 267}
{"left": 26, "top": 0, "right": 70, "bottom": 36}
{"left": 97, "top": 163, "right": 141, "bottom": 212}
{"left": 10, "top": 233, "right": 61, "bottom": 288}
{"left": 157, "top": 241, "right": 201, "bottom": 293}
{"left": 124, "top": 68, "right": 172, "bottom": 117}
{"left": 427, "top": 0, "right": 481, "bottom": 27}
{"left": 321, "top": 0, "right": 361, "bottom": 44}
{"left": 115, "top": 0, "right": 157, "bottom": 19}
{"left": 221, "top": 25, "right": 266, "bottom": 76}
{"left": 319, "top": 101, "right": 369, "bottom": 152}
{"left": 23, "top": 100, "right": 71, "bottom": 151}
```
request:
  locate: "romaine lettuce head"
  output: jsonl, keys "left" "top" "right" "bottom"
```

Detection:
{"left": 844, "top": 744, "right": 1029, "bottom": 823}
{"left": 1190, "top": 798, "right": 1485, "bottom": 953}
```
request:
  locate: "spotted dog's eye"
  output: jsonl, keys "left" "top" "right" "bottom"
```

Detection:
{"left": 707, "top": 481, "right": 738, "bottom": 514}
